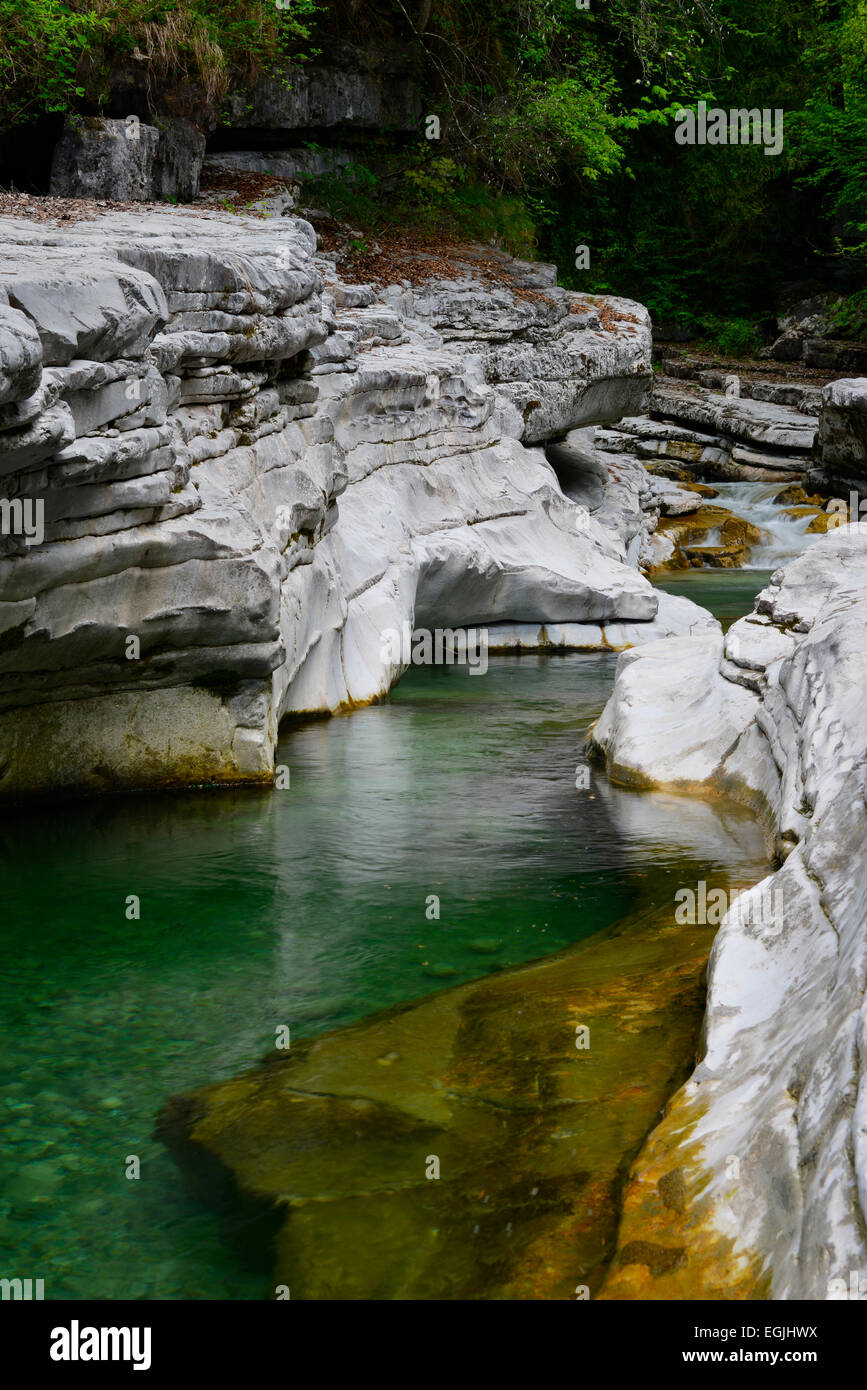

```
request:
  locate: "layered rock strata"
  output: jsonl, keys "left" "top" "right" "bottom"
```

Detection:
{"left": 588, "top": 529, "right": 867, "bottom": 1299}
{"left": 0, "top": 208, "right": 698, "bottom": 797}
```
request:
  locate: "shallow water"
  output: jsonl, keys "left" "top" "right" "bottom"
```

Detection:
{"left": 0, "top": 652, "right": 769, "bottom": 1299}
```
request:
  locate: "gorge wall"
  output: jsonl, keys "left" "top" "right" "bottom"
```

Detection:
{"left": 589, "top": 531, "right": 867, "bottom": 1299}
{"left": 0, "top": 207, "right": 712, "bottom": 800}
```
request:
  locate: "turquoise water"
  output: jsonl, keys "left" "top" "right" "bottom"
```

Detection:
{"left": 0, "top": 651, "right": 768, "bottom": 1299}
{"left": 655, "top": 568, "right": 773, "bottom": 631}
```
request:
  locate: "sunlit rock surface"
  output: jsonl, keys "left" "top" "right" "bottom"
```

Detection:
{"left": 0, "top": 207, "right": 700, "bottom": 797}
{"left": 588, "top": 529, "right": 867, "bottom": 1299}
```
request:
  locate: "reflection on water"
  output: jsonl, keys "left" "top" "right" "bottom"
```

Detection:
{"left": 0, "top": 654, "right": 768, "bottom": 1298}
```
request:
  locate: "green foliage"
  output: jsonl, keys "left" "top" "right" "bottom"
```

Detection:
{"left": 780, "top": 2, "right": 867, "bottom": 259}
{"left": 0, "top": 0, "right": 320, "bottom": 127}
{"left": 0, "top": 1, "right": 110, "bottom": 125}
{"left": 697, "top": 316, "right": 762, "bottom": 357}
{"left": 303, "top": 149, "right": 538, "bottom": 257}
{"left": 828, "top": 288, "right": 867, "bottom": 340}
{"left": 3, "top": 0, "right": 867, "bottom": 346}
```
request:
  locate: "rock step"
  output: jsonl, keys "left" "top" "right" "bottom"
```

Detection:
{"left": 802, "top": 338, "right": 867, "bottom": 374}
{"left": 651, "top": 384, "right": 817, "bottom": 453}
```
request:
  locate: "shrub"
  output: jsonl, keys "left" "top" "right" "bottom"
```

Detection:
{"left": 0, "top": 0, "right": 320, "bottom": 128}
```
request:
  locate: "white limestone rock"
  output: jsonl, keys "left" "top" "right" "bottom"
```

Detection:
{"left": 591, "top": 528, "right": 867, "bottom": 1300}
{"left": 814, "top": 377, "right": 867, "bottom": 489}
{"left": 652, "top": 384, "right": 817, "bottom": 453}
{"left": 0, "top": 305, "right": 43, "bottom": 406}
{"left": 0, "top": 208, "right": 711, "bottom": 795}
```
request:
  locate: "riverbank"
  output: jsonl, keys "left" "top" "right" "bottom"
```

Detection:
{"left": 590, "top": 528, "right": 867, "bottom": 1298}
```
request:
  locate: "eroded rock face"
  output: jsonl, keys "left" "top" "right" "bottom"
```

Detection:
{"left": 812, "top": 377, "right": 867, "bottom": 495}
{"left": 224, "top": 60, "right": 423, "bottom": 134}
{"left": 588, "top": 530, "right": 867, "bottom": 1299}
{"left": 49, "top": 117, "right": 206, "bottom": 203}
{"left": 0, "top": 207, "right": 700, "bottom": 797}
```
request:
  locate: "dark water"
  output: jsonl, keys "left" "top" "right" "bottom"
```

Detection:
{"left": 0, "top": 642, "right": 768, "bottom": 1298}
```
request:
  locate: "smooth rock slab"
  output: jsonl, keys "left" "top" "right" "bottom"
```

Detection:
{"left": 652, "top": 386, "right": 817, "bottom": 454}
{"left": 588, "top": 634, "right": 759, "bottom": 788}
{"left": 158, "top": 902, "right": 729, "bottom": 1300}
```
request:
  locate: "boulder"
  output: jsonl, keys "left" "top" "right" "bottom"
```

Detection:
{"left": 152, "top": 118, "right": 206, "bottom": 202}
{"left": 803, "top": 338, "right": 867, "bottom": 375}
{"left": 49, "top": 115, "right": 205, "bottom": 203}
{"left": 813, "top": 377, "right": 867, "bottom": 490}
{"left": 50, "top": 117, "right": 160, "bottom": 201}
{"left": 764, "top": 291, "right": 839, "bottom": 363}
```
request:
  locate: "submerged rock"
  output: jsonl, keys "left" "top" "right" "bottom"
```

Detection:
{"left": 157, "top": 901, "right": 729, "bottom": 1300}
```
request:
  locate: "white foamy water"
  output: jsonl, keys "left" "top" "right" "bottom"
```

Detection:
{"left": 711, "top": 481, "right": 823, "bottom": 568}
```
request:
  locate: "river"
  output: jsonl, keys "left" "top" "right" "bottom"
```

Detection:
{"left": 0, "top": 527, "right": 803, "bottom": 1298}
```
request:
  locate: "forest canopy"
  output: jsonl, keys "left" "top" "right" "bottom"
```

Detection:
{"left": 1, "top": 0, "right": 865, "bottom": 340}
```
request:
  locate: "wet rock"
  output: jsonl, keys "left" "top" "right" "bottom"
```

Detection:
{"left": 682, "top": 543, "right": 745, "bottom": 569}
{"left": 805, "top": 509, "right": 836, "bottom": 533}
{"left": 773, "top": 484, "right": 823, "bottom": 505}
{"left": 590, "top": 530, "right": 867, "bottom": 1299}
{"left": 719, "top": 516, "right": 762, "bottom": 548}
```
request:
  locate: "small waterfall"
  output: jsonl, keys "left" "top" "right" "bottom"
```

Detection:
{"left": 712, "top": 481, "right": 822, "bottom": 569}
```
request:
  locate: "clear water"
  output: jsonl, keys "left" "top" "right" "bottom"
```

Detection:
{"left": 0, "top": 652, "right": 769, "bottom": 1300}
{"left": 655, "top": 568, "right": 774, "bottom": 631}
